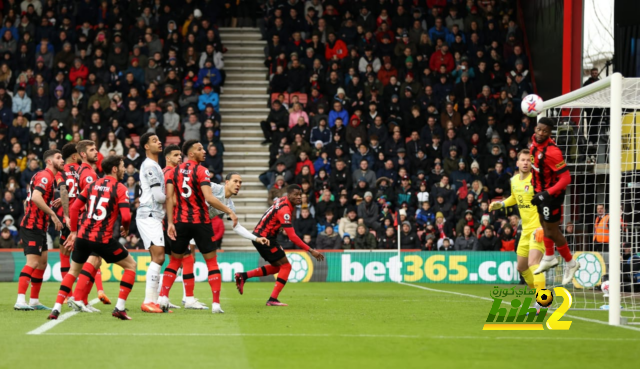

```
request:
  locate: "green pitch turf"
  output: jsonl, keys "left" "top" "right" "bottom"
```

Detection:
{"left": 1, "top": 282, "right": 638, "bottom": 369}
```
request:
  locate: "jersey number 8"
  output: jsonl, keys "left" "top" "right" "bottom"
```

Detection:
{"left": 181, "top": 177, "right": 192, "bottom": 198}
{"left": 543, "top": 207, "right": 550, "bottom": 217}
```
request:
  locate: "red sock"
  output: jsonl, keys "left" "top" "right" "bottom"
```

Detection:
{"left": 556, "top": 243, "right": 573, "bottom": 262}
{"left": 30, "top": 268, "right": 45, "bottom": 299}
{"left": 94, "top": 270, "right": 104, "bottom": 291}
{"left": 118, "top": 270, "right": 136, "bottom": 301}
{"left": 60, "top": 254, "right": 70, "bottom": 279}
{"left": 206, "top": 256, "right": 221, "bottom": 304}
{"left": 73, "top": 263, "right": 96, "bottom": 302}
{"left": 182, "top": 255, "right": 195, "bottom": 298}
{"left": 247, "top": 265, "right": 280, "bottom": 279}
{"left": 56, "top": 273, "right": 77, "bottom": 305}
{"left": 159, "top": 256, "right": 181, "bottom": 298}
{"left": 270, "top": 263, "right": 291, "bottom": 300}
{"left": 543, "top": 237, "right": 555, "bottom": 257}
{"left": 18, "top": 265, "right": 34, "bottom": 295}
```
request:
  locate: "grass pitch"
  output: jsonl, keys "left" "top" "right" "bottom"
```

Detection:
{"left": 1, "top": 282, "right": 638, "bottom": 369}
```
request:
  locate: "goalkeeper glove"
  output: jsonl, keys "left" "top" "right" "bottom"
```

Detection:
{"left": 489, "top": 201, "right": 504, "bottom": 211}
{"left": 534, "top": 227, "right": 544, "bottom": 242}
{"left": 531, "top": 191, "right": 550, "bottom": 206}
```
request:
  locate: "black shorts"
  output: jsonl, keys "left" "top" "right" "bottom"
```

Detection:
{"left": 20, "top": 228, "right": 48, "bottom": 256}
{"left": 252, "top": 236, "right": 286, "bottom": 263}
{"left": 60, "top": 227, "right": 71, "bottom": 242}
{"left": 537, "top": 192, "right": 565, "bottom": 223}
{"left": 172, "top": 223, "right": 216, "bottom": 255}
{"left": 72, "top": 238, "right": 129, "bottom": 265}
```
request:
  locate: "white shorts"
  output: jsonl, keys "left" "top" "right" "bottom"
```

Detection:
{"left": 137, "top": 217, "right": 165, "bottom": 249}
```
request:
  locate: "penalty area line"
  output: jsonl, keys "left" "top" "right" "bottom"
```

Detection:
{"left": 398, "top": 282, "right": 640, "bottom": 333}
{"left": 27, "top": 298, "right": 100, "bottom": 335}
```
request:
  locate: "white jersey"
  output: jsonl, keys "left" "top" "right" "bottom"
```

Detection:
{"left": 209, "top": 182, "right": 236, "bottom": 218}
{"left": 208, "top": 182, "right": 256, "bottom": 241}
{"left": 137, "top": 158, "right": 165, "bottom": 221}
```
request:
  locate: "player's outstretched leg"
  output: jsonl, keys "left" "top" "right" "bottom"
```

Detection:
{"left": 205, "top": 254, "right": 223, "bottom": 313}
{"left": 158, "top": 254, "right": 182, "bottom": 312}
{"left": 235, "top": 265, "right": 281, "bottom": 295}
{"left": 15, "top": 265, "right": 35, "bottom": 310}
{"left": 112, "top": 258, "right": 137, "bottom": 320}
{"left": 266, "top": 262, "right": 292, "bottom": 306}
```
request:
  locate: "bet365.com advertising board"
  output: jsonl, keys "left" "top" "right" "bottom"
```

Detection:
{"left": 0, "top": 251, "right": 526, "bottom": 284}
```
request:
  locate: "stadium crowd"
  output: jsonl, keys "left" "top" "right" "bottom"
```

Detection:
{"left": 0, "top": 0, "right": 231, "bottom": 250}
{"left": 258, "top": 0, "right": 541, "bottom": 251}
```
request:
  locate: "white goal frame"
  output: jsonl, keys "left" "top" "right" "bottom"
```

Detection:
{"left": 539, "top": 72, "right": 626, "bottom": 326}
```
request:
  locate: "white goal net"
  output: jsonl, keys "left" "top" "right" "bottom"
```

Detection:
{"left": 539, "top": 73, "right": 640, "bottom": 325}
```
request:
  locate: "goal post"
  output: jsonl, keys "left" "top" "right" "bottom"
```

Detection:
{"left": 539, "top": 72, "right": 637, "bottom": 326}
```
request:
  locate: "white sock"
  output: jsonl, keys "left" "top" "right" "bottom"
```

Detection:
{"left": 185, "top": 296, "right": 195, "bottom": 304}
{"left": 29, "top": 298, "right": 40, "bottom": 306}
{"left": 567, "top": 258, "right": 576, "bottom": 266}
{"left": 116, "top": 298, "right": 126, "bottom": 310}
{"left": 157, "top": 274, "right": 163, "bottom": 294}
{"left": 182, "top": 279, "right": 187, "bottom": 302}
{"left": 543, "top": 255, "right": 556, "bottom": 261}
{"left": 53, "top": 302, "right": 62, "bottom": 312}
{"left": 16, "top": 294, "right": 26, "bottom": 304}
{"left": 145, "top": 262, "right": 162, "bottom": 304}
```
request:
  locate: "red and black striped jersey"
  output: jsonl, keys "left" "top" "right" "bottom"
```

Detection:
{"left": 162, "top": 165, "right": 177, "bottom": 230}
{"left": 77, "top": 163, "right": 97, "bottom": 193}
{"left": 163, "top": 165, "right": 176, "bottom": 187}
{"left": 172, "top": 160, "right": 211, "bottom": 224}
{"left": 21, "top": 168, "right": 57, "bottom": 231}
{"left": 253, "top": 196, "right": 294, "bottom": 238}
{"left": 530, "top": 135, "right": 569, "bottom": 194}
{"left": 55, "top": 163, "right": 80, "bottom": 207}
{"left": 77, "top": 177, "right": 129, "bottom": 243}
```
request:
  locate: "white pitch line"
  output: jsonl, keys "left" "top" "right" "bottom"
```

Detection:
{"left": 398, "top": 282, "right": 640, "bottom": 332}
{"left": 38, "top": 332, "right": 640, "bottom": 342}
{"left": 27, "top": 298, "right": 100, "bottom": 335}
{"left": 40, "top": 332, "right": 420, "bottom": 338}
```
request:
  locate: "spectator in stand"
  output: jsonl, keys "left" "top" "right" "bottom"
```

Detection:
{"left": 479, "top": 227, "right": 500, "bottom": 251}
{"left": 316, "top": 225, "right": 342, "bottom": 249}
{"left": 354, "top": 224, "right": 377, "bottom": 249}
{"left": 455, "top": 225, "right": 479, "bottom": 251}
{"left": 338, "top": 207, "right": 358, "bottom": 238}
{"left": 400, "top": 221, "right": 420, "bottom": 249}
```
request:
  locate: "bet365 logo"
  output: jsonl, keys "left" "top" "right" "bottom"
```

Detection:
{"left": 482, "top": 287, "right": 573, "bottom": 330}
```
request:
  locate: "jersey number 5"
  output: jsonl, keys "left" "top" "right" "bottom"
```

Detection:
{"left": 87, "top": 195, "right": 109, "bottom": 221}
{"left": 181, "top": 177, "right": 192, "bottom": 198}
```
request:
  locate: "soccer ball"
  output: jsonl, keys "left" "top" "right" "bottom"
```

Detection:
{"left": 521, "top": 94, "right": 544, "bottom": 117}
{"left": 601, "top": 280, "right": 610, "bottom": 297}
{"left": 535, "top": 289, "right": 554, "bottom": 307}
{"left": 574, "top": 253, "right": 603, "bottom": 288}
{"left": 286, "top": 253, "right": 309, "bottom": 283}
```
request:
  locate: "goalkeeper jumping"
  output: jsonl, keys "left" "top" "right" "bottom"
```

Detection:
{"left": 490, "top": 149, "right": 548, "bottom": 294}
